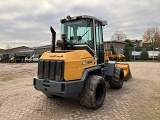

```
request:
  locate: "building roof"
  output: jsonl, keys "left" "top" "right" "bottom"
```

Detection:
{"left": 7, "top": 46, "right": 30, "bottom": 50}
{"left": 32, "top": 45, "right": 51, "bottom": 50}
{"left": 1, "top": 46, "right": 31, "bottom": 54}
{"left": 60, "top": 15, "right": 107, "bottom": 26}
{"left": 130, "top": 39, "right": 142, "bottom": 42}
{"left": 104, "top": 40, "right": 125, "bottom": 44}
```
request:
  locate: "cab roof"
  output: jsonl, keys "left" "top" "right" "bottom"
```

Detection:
{"left": 60, "top": 15, "right": 107, "bottom": 26}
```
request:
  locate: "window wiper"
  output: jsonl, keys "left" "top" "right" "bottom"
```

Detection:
{"left": 73, "top": 29, "right": 90, "bottom": 44}
{"left": 80, "top": 29, "right": 90, "bottom": 40}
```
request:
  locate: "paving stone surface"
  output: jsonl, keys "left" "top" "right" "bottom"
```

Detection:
{"left": 0, "top": 62, "right": 160, "bottom": 120}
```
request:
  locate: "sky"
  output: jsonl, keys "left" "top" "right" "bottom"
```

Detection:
{"left": 0, "top": 0, "right": 160, "bottom": 49}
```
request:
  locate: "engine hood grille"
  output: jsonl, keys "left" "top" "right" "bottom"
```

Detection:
{"left": 38, "top": 60, "right": 64, "bottom": 81}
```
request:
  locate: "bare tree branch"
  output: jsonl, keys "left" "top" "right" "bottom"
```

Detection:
{"left": 111, "top": 31, "right": 127, "bottom": 41}
{"left": 142, "top": 26, "right": 160, "bottom": 47}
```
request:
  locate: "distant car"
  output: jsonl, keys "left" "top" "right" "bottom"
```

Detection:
{"left": 32, "top": 54, "right": 41, "bottom": 62}
{"left": 25, "top": 54, "right": 41, "bottom": 62}
{"left": 25, "top": 55, "right": 32, "bottom": 62}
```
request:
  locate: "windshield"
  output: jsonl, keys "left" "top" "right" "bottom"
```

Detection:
{"left": 61, "top": 19, "right": 94, "bottom": 49}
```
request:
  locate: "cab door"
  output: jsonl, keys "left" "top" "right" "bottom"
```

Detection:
{"left": 95, "top": 21, "right": 104, "bottom": 64}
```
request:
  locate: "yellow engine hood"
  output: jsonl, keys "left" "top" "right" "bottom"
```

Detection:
{"left": 40, "top": 50, "right": 95, "bottom": 81}
{"left": 40, "top": 50, "right": 93, "bottom": 61}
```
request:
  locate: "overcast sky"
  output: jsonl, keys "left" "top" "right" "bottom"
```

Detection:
{"left": 0, "top": 0, "right": 160, "bottom": 49}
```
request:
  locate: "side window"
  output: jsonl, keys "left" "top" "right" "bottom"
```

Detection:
{"left": 95, "top": 21, "right": 104, "bottom": 64}
{"left": 67, "top": 26, "right": 74, "bottom": 40}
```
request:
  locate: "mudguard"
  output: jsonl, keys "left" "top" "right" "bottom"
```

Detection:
{"left": 105, "top": 61, "right": 116, "bottom": 82}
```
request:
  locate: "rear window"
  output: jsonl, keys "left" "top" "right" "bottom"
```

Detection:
{"left": 34, "top": 55, "right": 40, "bottom": 58}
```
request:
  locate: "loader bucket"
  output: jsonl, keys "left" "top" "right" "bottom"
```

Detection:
{"left": 116, "top": 63, "right": 132, "bottom": 81}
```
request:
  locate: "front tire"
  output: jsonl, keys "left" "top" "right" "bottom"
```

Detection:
{"left": 109, "top": 66, "right": 124, "bottom": 89}
{"left": 79, "top": 75, "right": 106, "bottom": 109}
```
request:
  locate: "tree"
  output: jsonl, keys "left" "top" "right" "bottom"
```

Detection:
{"left": 142, "top": 26, "right": 160, "bottom": 47}
{"left": 140, "top": 49, "right": 149, "bottom": 60}
{"left": 110, "top": 44, "right": 116, "bottom": 54}
{"left": 111, "top": 31, "right": 127, "bottom": 41}
{"left": 155, "top": 38, "right": 160, "bottom": 47}
{"left": 123, "top": 39, "right": 133, "bottom": 61}
{"left": 124, "top": 39, "right": 134, "bottom": 47}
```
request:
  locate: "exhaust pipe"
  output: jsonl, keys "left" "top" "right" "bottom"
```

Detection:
{"left": 50, "top": 26, "right": 56, "bottom": 53}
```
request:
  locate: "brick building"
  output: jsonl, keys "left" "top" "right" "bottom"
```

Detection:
{"left": 0, "top": 46, "right": 30, "bottom": 54}
{"left": 103, "top": 40, "right": 125, "bottom": 54}
{"left": 130, "top": 40, "right": 143, "bottom": 46}
{"left": 103, "top": 40, "right": 143, "bottom": 54}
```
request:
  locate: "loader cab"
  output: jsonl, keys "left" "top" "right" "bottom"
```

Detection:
{"left": 60, "top": 15, "right": 107, "bottom": 64}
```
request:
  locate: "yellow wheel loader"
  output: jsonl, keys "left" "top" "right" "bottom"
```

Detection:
{"left": 33, "top": 15, "right": 131, "bottom": 109}
{"left": 105, "top": 51, "right": 125, "bottom": 61}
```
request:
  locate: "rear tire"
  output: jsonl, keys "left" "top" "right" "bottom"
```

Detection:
{"left": 79, "top": 75, "right": 106, "bottom": 109}
{"left": 109, "top": 66, "right": 124, "bottom": 89}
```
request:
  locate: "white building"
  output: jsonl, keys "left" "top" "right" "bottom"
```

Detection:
{"left": 132, "top": 51, "right": 160, "bottom": 59}
{"left": 147, "top": 51, "right": 160, "bottom": 59}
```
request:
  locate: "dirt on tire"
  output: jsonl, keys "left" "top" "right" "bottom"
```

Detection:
{"left": 79, "top": 75, "right": 106, "bottom": 109}
{"left": 109, "top": 66, "right": 124, "bottom": 89}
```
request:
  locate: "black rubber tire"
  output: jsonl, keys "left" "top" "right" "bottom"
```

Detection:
{"left": 109, "top": 66, "right": 124, "bottom": 89}
{"left": 79, "top": 75, "right": 107, "bottom": 109}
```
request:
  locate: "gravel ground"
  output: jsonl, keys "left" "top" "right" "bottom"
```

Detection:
{"left": 0, "top": 62, "right": 160, "bottom": 120}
